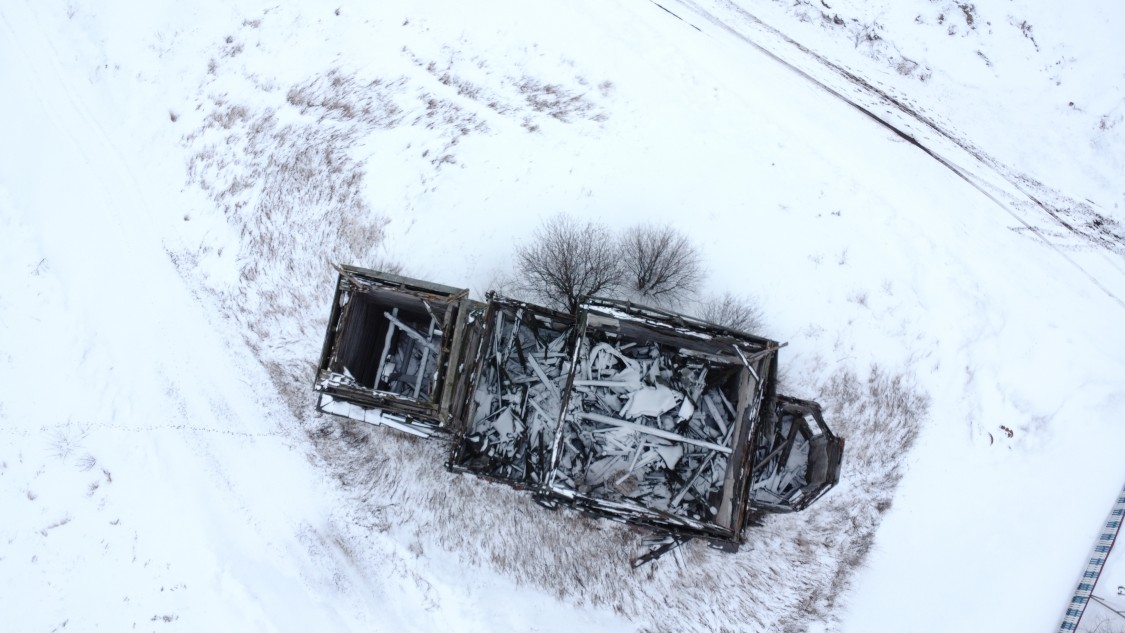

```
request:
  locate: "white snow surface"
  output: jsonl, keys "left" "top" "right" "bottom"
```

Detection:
{"left": 1, "top": 0, "right": 1124, "bottom": 631}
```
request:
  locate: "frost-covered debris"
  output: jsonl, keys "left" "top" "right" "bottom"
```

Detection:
{"left": 632, "top": 533, "right": 692, "bottom": 568}
{"left": 444, "top": 293, "right": 845, "bottom": 551}
{"left": 544, "top": 299, "right": 780, "bottom": 544}
{"left": 751, "top": 397, "right": 844, "bottom": 512}
{"left": 316, "top": 394, "right": 429, "bottom": 438}
{"left": 450, "top": 298, "right": 576, "bottom": 487}
{"left": 752, "top": 414, "right": 810, "bottom": 506}
{"left": 551, "top": 338, "right": 742, "bottom": 526}
{"left": 314, "top": 266, "right": 470, "bottom": 433}
{"left": 369, "top": 305, "right": 442, "bottom": 399}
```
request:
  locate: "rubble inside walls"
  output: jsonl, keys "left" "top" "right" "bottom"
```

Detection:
{"left": 546, "top": 308, "right": 772, "bottom": 534}
{"left": 452, "top": 300, "right": 576, "bottom": 487}
{"left": 335, "top": 290, "right": 445, "bottom": 400}
{"left": 313, "top": 266, "right": 469, "bottom": 430}
{"left": 749, "top": 398, "right": 843, "bottom": 512}
{"left": 750, "top": 412, "right": 809, "bottom": 507}
{"left": 313, "top": 270, "right": 844, "bottom": 555}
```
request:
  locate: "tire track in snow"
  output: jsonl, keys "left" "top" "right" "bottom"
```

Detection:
{"left": 0, "top": 1, "right": 156, "bottom": 253}
{"left": 663, "top": 0, "right": 1125, "bottom": 310}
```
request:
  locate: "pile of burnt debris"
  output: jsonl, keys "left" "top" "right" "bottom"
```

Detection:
{"left": 314, "top": 265, "right": 843, "bottom": 564}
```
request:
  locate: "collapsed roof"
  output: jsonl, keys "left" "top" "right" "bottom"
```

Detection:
{"left": 314, "top": 265, "right": 844, "bottom": 554}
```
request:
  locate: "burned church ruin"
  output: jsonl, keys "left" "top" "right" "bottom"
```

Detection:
{"left": 314, "top": 265, "right": 843, "bottom": 561}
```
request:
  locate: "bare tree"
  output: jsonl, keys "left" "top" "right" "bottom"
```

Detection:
{"left": 365, "top": 257, "right": 404, "bottom": 276}
{"left": 699, "top": 292, "right": 764, "bottom": 334}
{"left": 515, "top": 213, "right": 624, "bottom": 313}
{"left": 620, "top": 223, "right": 704, "bottom": 305}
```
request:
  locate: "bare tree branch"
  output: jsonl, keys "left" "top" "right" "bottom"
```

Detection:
{"left": 699, "top": 292, "right": 764, "bottom": 334}
{"left": 620, "top": 223, "right": 704, "bottom": 306}
{"left": 515, "top": 213, "right": 624, "bottom": 313}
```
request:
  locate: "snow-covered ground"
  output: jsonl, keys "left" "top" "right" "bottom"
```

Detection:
{"left": 716, "top": 0, "right": 1125, "bottom": 216}
{"left": 2, "top": 0, "right": 1123, "bottom": 631}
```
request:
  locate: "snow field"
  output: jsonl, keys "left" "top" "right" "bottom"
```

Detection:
{"left": 2, "top": 0, "right": 1124, "bottom": 631}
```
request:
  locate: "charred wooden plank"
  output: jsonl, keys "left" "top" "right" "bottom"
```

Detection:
{"left": 576, "top": 412, "right": 732, "bottom": 453}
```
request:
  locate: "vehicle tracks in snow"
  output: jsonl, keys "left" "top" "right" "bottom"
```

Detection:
{"left": 659, "top": 0, "right": 1125, "bottom": 310}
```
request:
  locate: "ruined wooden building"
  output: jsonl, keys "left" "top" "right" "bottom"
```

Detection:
{"left": 314, "top": 265, "right": 843, "bottom": 560}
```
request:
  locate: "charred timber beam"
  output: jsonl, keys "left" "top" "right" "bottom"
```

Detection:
{"left": 631, "top": 535, "right": 691, "bottom": 568}
{"left": 732, "top": 345, "right": 760, "bottom": 382}
{"left": 577, "top": 412, "right": 732, "bottom": 454}
{"left": 383, "top": 311, "right": 439, "bottom": 354}
{"left": 413, "top": 315, "right": 437, "bottom": 398}
{"left": 375, "top": 307, "right": 399, "bottom": 387}
{"left": 672, "top": 423, "right": 737, "bottom": 506}
{"left": 752, "top": 434, "right": 794, "bottom": 475}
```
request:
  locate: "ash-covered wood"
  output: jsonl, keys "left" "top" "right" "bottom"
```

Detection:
{"left": 313, "top": 265, "right": 469, "bottom": 434}
{"left": 548, "top": 318, "right": 760, "bottom": 533}
{"left": 749, "top": 397, "right": 844, "bottom": 512}
{"left": 450, "top": 298, "right": 575, "bottom": 487}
